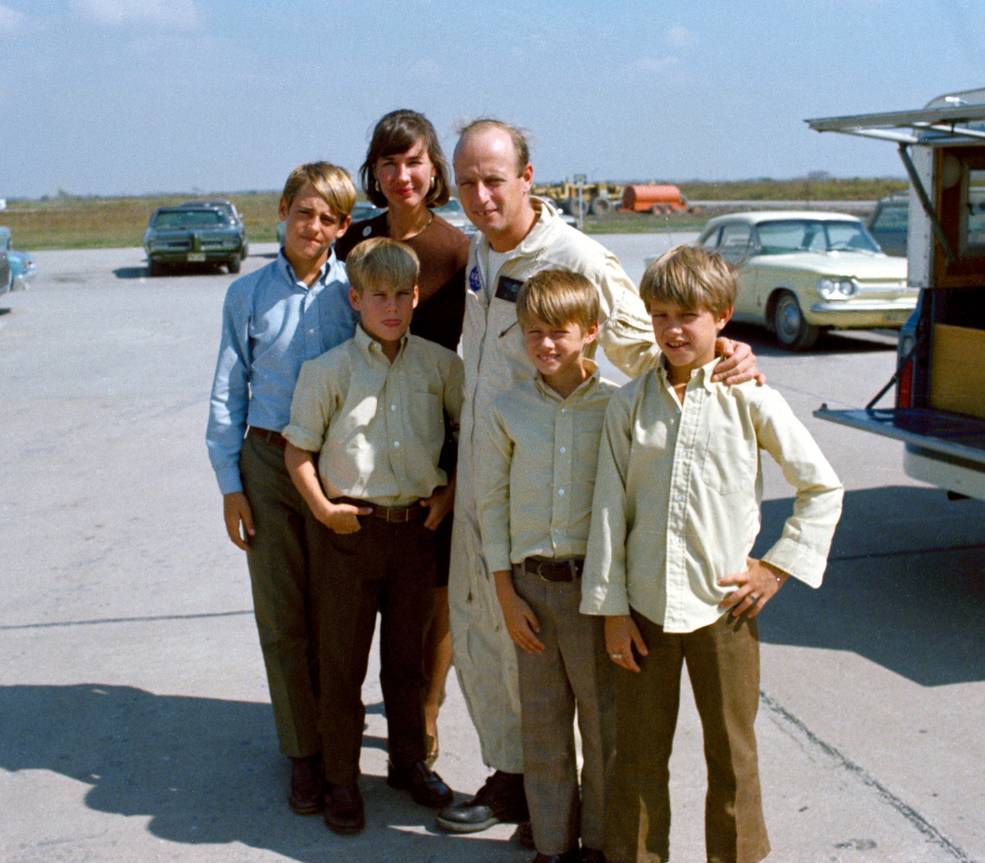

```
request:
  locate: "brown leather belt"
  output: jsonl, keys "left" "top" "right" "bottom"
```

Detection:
{"left": 248, "top": 426, "right": 287, "bottom": 449}
{"left": 336, "top": 497, "right": 423, "bottom": 524}
{"left": 520, "top": 556, "right": 584, "bottom": 582}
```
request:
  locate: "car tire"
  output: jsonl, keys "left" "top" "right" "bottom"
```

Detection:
{"left": 148, "top": 260, "right": 164, "bottom": 277}
{"left": 771, "top": 291, "right": 820, "bottom": 350}
{"left": 227, "top": 256, "right": 241, "bottom": 274}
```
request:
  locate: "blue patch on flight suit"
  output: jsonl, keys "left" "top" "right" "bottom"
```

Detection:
{"left": 495, "top": 276, "right": 524, "bottom": 303}
{"left": 468, "top": 266, "right": 482, "bottom": 293}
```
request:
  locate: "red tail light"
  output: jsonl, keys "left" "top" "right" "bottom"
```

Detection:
{"left": 896, "top": 355, "right": 913, "bottom": 408}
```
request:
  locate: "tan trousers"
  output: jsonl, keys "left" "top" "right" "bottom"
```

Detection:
{"left": 448, "top": 482, "right": 524, "bottom": 772}
{"left": 240, "top": 433, "right": 328, "bottom": 759}
{"left": 605, "top": 611, "right": 770, "bottom": 863}
{"left": 513, "top": 567, "right": 614, "bottom": 855}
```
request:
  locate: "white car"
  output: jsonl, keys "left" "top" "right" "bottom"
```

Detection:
{"left": 696, "top": 211, "right": 914, "bottom": 349}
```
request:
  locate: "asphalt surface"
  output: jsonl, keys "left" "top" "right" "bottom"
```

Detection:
{"left": 1, "top": 240, "right": 983, "bottom": 863}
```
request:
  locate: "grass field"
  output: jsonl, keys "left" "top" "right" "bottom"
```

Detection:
{"left": 1, "top": 177, "right": 907, "bottom": 250}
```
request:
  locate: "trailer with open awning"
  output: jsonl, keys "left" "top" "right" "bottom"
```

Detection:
{"left": 806, "top": 87, "right": 985, "bottom": 502}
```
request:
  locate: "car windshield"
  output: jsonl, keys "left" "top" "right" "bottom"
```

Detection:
{"left": 152, "top": 210, "right": 225, "bottom": 229}
{"left": 754, "top": 219, "right": 880, "bottom": 254}
{"left": 436, "top": 199, "right": 463, "bottom": 214}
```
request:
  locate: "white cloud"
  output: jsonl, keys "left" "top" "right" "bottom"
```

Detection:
{"left": 0, "top": 3, "right": 26, "bottom": 30}
{"left": 666, "top": 24, "right": 695, "bottom": 48}
{"left": 70, "top": 0, "right": 199, "bottom": 30}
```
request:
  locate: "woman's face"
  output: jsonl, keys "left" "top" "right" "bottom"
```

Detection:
{"left": 374, "top": 137, "right": 435, "bottom": 212}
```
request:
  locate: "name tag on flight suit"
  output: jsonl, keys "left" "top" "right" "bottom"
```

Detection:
{"left": 495, "top": 276, "right": 524, "bottom": 303}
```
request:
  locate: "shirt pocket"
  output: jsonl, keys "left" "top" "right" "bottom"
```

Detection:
{"left": 408, "top": 389, "right": 445, "bottom": 451}
{"left": 700, "top": 429, "right": 755, "bottom": 495}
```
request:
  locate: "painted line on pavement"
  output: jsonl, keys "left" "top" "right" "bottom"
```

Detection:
{"left": 0, "top": 609, "right": 253, "bottom": 631}
{"left": 760, "top": 690, "right": 972, "bottom": 861}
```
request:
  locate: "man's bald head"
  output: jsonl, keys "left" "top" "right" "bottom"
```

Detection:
{"left": 455, "top": 118, "right": 531, "bottom": 176}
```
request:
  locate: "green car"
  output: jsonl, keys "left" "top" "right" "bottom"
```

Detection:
{"left": 143, "top": 204, "right": 247, "bottom": 276}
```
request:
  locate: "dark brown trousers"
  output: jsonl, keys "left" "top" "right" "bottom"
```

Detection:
{"left": 317, "top": 512, "right": 436, "bottom": 784}
{"left": 605, "top": 611, "right": 770, "bottom": 863}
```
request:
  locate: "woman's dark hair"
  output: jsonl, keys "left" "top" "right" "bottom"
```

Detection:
{"left": 359, "top": 109, "right": 452, "bottom": 209}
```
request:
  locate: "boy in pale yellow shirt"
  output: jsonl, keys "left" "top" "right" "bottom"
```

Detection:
{"left": 478, "top": 269, "right": 618, "bottom": 863}
{"left": 581, "top": 246, "right": 843, "bottom": 863}
{"left": 283, "top": 238, "right": 462, "bottom": 835}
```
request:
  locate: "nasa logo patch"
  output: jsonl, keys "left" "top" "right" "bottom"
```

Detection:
{"left": 362, "top": 225, "right": 373, "bottom": 238}
{"left": 468, "top": 266, "right": 482, "bottom": 293}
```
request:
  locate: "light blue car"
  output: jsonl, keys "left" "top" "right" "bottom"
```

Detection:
{"left": 0, "top": 226, "right": 36, "bottom": 292}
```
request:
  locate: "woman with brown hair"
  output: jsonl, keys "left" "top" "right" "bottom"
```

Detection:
{"left": 335, "top": 109, "right": 469, "bottom": 770}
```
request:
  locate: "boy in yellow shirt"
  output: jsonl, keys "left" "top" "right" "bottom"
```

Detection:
{"left": 478, "top": 269, "right": 617, "bottom": 863}
{"left": 581, "top": 246, "right": 843, "bottom": 863}
{"left": 283, "top": 238, "right": 462, "bottom": 835}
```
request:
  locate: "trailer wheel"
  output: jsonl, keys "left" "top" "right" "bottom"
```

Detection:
{"left": 591, "top": 197, "right": 612, "bottom": 216}
{"left": 771, "top": 291, "right": 820, "bottom": 350}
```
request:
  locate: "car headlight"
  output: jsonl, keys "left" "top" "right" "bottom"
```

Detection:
{"left": 816, "top": 277, "right": 858, "bottom": 299}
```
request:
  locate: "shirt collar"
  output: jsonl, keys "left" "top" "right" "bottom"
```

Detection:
{"left": 533, "top": 358, "right": 600, "bottom": 403}
{"left": 276, "top": 248, "right": 338, "bottom": 290}
{"left": 657, "top": 355, "right": 720, "bottom": 393}
{"left": 353, "top": 322, "right": 408, "bottom": 362}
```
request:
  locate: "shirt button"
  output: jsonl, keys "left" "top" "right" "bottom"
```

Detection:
{"left": 308, "top": 328, "right": 315, "bottom": 335}
{"left": 391, "top": 404, "right": 397, "bottom": 411}
{"left": 558, "top": 488, "right": 565, "bottom": 497}
{"left": 559, "top": 446, "right": 566, "bottom": 454}
{"left": 676, "top": 494, "right": 685, "bottom": 503}
{"left": 393, "top": 441, "right": 400, "bottom": 448}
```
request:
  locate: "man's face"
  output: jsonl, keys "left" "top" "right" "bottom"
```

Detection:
{"left": 453, "top": 127, "right": 533, "bottom": 249}
{"left": 278, "top": 182, "right": 350, "bottom": 270}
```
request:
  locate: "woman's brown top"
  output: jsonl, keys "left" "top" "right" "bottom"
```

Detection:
{"left": 335, "top": 211, "right": 469, "bottom": 352}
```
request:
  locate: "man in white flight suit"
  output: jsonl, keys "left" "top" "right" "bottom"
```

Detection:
{"left": 438, "top": 118, "right": 758, "bottom": 839}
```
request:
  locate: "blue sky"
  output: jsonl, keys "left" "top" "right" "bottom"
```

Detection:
{"left": 1, "top": 0, "right": 983, "bottom": 198}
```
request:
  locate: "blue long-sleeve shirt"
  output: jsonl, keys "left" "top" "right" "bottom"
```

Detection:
{"left": 206, "top": 250, "right": 356, "bottom": 494}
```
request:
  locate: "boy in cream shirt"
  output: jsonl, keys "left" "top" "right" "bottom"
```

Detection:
{"left": 581, "top": 246, "right": 843, "bottom": 863}
{"left": 478, "top": 269, "right": 618, "bottom": 863}
{"left": 283, "top": 238, "right": 462, "bottom": 835}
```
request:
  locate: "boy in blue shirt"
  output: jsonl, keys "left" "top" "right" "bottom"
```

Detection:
{"left": 206, "top": 162, "right": 357, "bottom": 816}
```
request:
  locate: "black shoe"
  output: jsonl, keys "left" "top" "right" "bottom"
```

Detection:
{"left": 530, "top": 852, "right": 579, "bottom": 863}
{"left": 288, "top": 755, "right": 323, "bottom": 815}
{"left": 436, "top": 770, "right": 529, "bottom": 833}
{"left": 579, "top": 850, "right": 607, "bottom": 863}
{"left": 387, "top": 760, "right": 453, "bottom": 808}
{"left": 323, "top": 782, "right": 364, "bottom": 835}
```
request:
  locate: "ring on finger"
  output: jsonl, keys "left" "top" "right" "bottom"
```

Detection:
{"left": 749, "top": 594, "right": 760, "bottom": 604}
{"left": 609, "top": 652, "right": 623, "bottom": 660}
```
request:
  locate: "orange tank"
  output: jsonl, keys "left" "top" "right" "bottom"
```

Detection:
{"left": 620, "top": 184, "right": 688, "bottom": 213}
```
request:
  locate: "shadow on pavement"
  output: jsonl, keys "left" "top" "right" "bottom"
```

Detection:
{"left": 0, "top": 683, "right": 510, "bottom": 861}
{"left": 754, "top": 485, "right": 985, "bottom": 686}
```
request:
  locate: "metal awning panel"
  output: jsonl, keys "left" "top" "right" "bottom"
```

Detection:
{"left": 806, "top": 88, "right": 985, "bottom": 145}
{"left": 814, "top": 407, "right": 985, "bottom": 466}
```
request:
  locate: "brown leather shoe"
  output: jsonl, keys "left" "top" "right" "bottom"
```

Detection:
{"left": 288, "top": 755, "right": 322, "bottom": 815}
{"left": 323, "top": 782, "right": 364, "bottom": 835}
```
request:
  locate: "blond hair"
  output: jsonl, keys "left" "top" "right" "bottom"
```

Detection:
{"left": 516, "top": 269, "right": 599, "bottom": 333}
{"left": 346, "top": 237, "right": 419, "bottom": 294}
{"left": 280, "top": 162, "right": 356, "bottom": 217}
{"left": 640, "top": 246, "right": 736, "bottom": 316}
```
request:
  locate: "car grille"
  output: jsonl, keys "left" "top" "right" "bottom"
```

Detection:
{"left": 855, "top": 280, "right": 916, "bottom": 300}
